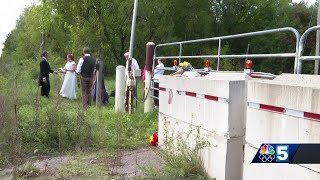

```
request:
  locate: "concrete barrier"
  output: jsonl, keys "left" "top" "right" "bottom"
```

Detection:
{"left": 244, "top": 74, "right": 320, "bottom": 179}
{"left": 158, "top": 72, "right": 247, "bottom": 180}
{"left": 158, "top": 72, "right": 320, "bottom": 179}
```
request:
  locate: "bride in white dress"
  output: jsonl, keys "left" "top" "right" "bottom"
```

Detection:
{"left": 59, "top": 54, "right": 77, "bottom": 99}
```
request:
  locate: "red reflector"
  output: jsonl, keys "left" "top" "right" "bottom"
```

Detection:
{"left": 249, "top": 74, "right": 261, "bottom": 78}
{"left": 204, "top": 95, "right": 218, "bottom": 101}
{"left": 159, "top": 87, "right": 166, "bottom": 91}
{"left": 304, "top": 112, "right": 320, "bottom": 121}
{"left": 186, "top": 92, "right": 196, "bottom": 97}
{"left": 260, "top": 104, "right": 284, "bottom": 113}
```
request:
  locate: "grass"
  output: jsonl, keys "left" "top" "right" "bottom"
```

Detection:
{"left": 0, "top": 68, "right": 158, "bottom": 164}
{"left": 15, "top": 161, "right": 40, "bottom": 179}
{"left": 0, "top": 66, "right": 212, "bottom": 179}
{"left": 142, "top": 125, "right": 212, "bottom": 180}
{"left": 55, "top": 151, "right": 111, "bottom": 179}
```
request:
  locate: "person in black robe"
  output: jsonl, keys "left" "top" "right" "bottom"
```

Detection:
{"left": 92, "top": 62, "right": 109, "bottom": 105}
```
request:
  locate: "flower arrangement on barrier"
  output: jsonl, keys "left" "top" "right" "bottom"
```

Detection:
{"left": 170, "top": 61, "right": 193, "bottom": 76}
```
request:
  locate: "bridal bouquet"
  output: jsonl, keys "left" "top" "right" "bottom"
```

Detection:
{"left": 58, "top": 68, "right": 66, "bottom": 73}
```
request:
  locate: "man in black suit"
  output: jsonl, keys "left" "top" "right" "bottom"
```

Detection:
{"left": 39, "top": 51, "right": 54, "bottom": 98}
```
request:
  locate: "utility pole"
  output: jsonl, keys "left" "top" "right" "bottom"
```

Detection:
{"left": 315, "top": 0, "right": 320, "bottom": 75}
{"left": 125, "top": 0, "right": 138, "bottom": 114}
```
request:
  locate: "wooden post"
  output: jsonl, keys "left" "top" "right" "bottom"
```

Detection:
{"left": 95, "top": 60, "right": 102, "bottom": 107}
{"left": 40, "top": 32, "right": 45, "bottom": 57}
{"left": 144, "top": 42, "right": 155, "bottom": 113}
{"left": 125, "top": 57, "right": 133, "bottom": 113}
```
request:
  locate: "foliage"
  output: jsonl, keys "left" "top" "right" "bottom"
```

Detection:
{"left": 0, "top": 69, "right": 157, "bottom": 168}
{"left": 143, "top": 122, "right": 211, "bottom": 179}
{"left": 1, "top": 0, "right": 318, "bottom": 75}
{"left": 0, "top": 0, "right": 319, "bottom": 177}
{"left": 15, "top": 161, "right": 41, "bottom": 179}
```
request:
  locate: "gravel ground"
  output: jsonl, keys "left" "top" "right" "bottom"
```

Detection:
{"left": 0, "top": 146, "right": 164, "bottom": 180}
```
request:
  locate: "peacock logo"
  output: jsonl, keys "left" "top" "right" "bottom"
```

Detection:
{"left": 259, "top": 144, "right": 276, "bottom": 162}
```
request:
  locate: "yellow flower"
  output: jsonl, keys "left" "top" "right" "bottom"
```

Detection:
{"left": 179, "top": 61, "right": 189, "bottom": 67}
{"left": 150, "top": 135, "right": 154, "bottom": 144}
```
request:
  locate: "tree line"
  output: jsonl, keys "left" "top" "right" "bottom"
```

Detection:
{"left": 0, "top": 0, "right": 318, "bottom": 75}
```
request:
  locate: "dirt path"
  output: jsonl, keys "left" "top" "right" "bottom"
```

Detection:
{"left": 0, "top": 146, "right": 164, "bottom": 179}
{"left": 0, "top": 156, "right": 70, "bottom": 180}
{"left": 110, "top": 146, "right": 164, "bottom": 179}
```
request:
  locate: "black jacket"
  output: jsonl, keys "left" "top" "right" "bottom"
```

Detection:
{"left": 38, "top": 57, "right": 53, "bottom": 86}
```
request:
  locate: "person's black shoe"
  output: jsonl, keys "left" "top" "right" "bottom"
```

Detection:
{"left": 110, "top": 90, "right": 115, "bottom": 97}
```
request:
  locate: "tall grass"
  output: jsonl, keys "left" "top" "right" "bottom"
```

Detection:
{"left": 1, "top": 64, "right": 211, "bottom": 179}
{"left": 143, "top": 122, "right": 211, "bottom": 179}
{"left": 0, "top": 66, "right": 158, "bottom": 167}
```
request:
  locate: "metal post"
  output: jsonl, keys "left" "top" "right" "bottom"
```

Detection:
{"left": 245, "top": 44, "right": 250, "bottom": 61}
{"left": 315, "top": 0, "right": 320, "bottom": 75}
{"left": 217, "top": 38, "right": 221, "bottom": 71}
{"left": 129, "top": 0, "right": 138, "bottom": 59}
{"left": 298, "top": 25, "right": 320, "bottom": 74}
{"left": 126, "top": 0, "right": 138, "bottom": 114}
{"left": 294, "top": 33, "right": 301, "bottom": 74}
{"left": 179, "top": 43, "right": 182, "bottom": 64}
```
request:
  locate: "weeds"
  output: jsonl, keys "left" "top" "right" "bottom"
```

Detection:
{"left": 15, "top": 161, "right": 40, "bottom": 179}
{"left": 142, "top": 117, "right": 212, "bottom": 179}
{"left": 0, "top": 68, "right": 158, "bottom": 170}
{"left": 56, "top": 152, "right": 110, "bottom": 179}
{"left": 0, "top": 64, "right": 212, "bottom": 179}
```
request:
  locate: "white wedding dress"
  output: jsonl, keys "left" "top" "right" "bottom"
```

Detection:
{"left": 59, "top": 61, "right": 77, "bottom": 99}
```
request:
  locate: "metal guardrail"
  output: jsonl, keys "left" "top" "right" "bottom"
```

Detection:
{"left": 149, "top": 25, "right": 320, "bottom": 102}
{"left": 150, "top": 27, "right": 301, "bottom": 100}
{"left": 153, "top": 27, "right": 300, "bottom": 73}
{"left": 297, "top": 25, "right": 320, "bottom": 74}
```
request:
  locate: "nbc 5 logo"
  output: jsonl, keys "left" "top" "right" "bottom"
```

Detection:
{"left": 276, "top": 145, "right": 289, "bottom": 162}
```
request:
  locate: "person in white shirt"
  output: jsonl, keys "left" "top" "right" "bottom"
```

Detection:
{"left": 76, "top": 47, "right": 96, "bottom": 108}
{"left": 124, "top": 52, "right": 140, "bottom": 110}
{"left": 153, "top": 58, "right": 165, "bottom": 107}
{"left": 124, "top": 52, "right": 140, "bottom": 77}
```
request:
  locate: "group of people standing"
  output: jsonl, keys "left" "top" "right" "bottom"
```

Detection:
{"left": 38, "top": 47, "right": 166, "bottom": 108}
{"left": 38, "top": 47, "right": 108, "bottom": 108}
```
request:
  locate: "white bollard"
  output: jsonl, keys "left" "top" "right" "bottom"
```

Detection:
{"left": 115, "top": 65, "right": 125, "bottom": 113}
{"left": 144, "top": 71, "right": 153, "bottom": 113}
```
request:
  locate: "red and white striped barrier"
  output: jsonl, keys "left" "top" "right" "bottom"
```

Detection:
{"left": 248, "top": 102, "right": 320, "bottom": 122}
{"left": 159, "top": 87, "right": 228, "bottom": 103}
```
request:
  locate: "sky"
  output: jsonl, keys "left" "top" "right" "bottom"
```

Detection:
{"left": 0, "top": 0, "right": 317, "bottom": 56}
{"left": 0, "top": 0, "right": 37, "bottom": 56}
